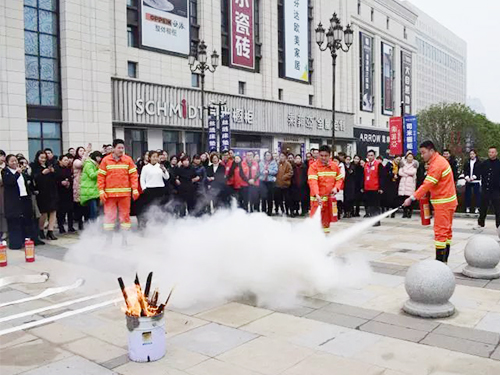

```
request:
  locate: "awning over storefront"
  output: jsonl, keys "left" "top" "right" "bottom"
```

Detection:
{"left": 111, "top": 78, "right": 354, "bottom": 139}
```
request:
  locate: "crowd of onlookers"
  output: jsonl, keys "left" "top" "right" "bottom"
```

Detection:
{"left": 1, "top": 142, "right": 500, "bottom": 250}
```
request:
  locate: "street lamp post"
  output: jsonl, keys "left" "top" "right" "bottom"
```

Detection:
{"left": 315, "top": 13, "right": 353, "bottom": 151}
{"left": 188, "top": 41, "right": 219, "bottom": 152}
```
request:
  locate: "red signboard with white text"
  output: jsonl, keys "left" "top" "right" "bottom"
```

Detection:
{"left": 389, "top": 117, "right": 403, "bottom": 156}
{"left": 230, "top": 0, "right": 255, "bottom": 70}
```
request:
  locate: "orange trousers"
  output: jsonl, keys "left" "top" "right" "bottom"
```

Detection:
{"left": 103, "top": 197, "right": 131, "bottom": 231}
{"left": 310, "top": 196, "right": 336, "bottom": 233}
{"left": 433, "top": 206, "right": 456, "bottom": 249}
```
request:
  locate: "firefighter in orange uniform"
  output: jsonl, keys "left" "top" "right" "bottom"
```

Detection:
{"left": 404, "top": 141, "right": 457, "bottom": 263}
{"left": 97, "top": 139, "right": 139, "bottom": 233}
{"left": 308, "top": 145, "right": 344, "bottom": 233}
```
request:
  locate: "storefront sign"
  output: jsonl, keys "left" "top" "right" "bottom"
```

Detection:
{"left": 140, "top": 0, "right": 190, "bottom": 55}
{"left": 389, "top": 117, "right": 403, "bottom": 155}
{"left": 354, "top": 127, "right": 390, "bottom": 158}
{"left": 287, "top": 114, "right": 346, "bottom": 133}
{"left": 401, "top": 51, "right": 412, "bottom": 115}
{"left": 113, "top": 79, "right": 354, "bottom": 138}
{"left": 284, "top": 0, "right": 308, "bottom": 82}
{"left": 404, "top": 115, "right": 418, "bottom": 154}
{"left": 231, "top": 0, "right": 255, "bottom": 69}
{"left": 360, "top": 33, "right": 373, "bottom": 112}
{"left": 381, "top": 43, "right": 394, "bottom": 116}
{"left": 135, "top": 98, "right": 254, "bottom": 125}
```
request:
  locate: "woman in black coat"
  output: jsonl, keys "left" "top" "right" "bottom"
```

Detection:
{"left": 343, "top": 157, "right": 356, "bottom": 218}
{"left": 2, "top": 155, "right": 36, "bottom": 249}
{"left": 174, "top": 156, "right": 198, "bottom": 216}
{"left": 351, "top": 155, "right": 364, "bottom": 217}
{"left": 290, "top": 155, "right": 309, "bottom": 217}
{"left": 206, "top": 153, "right": 227, "bottom": 210}
{"left": 31, "top": 150, "right": 59, "bottom": 240}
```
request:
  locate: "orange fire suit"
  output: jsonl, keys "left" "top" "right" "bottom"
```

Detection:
{"left": 414, "top": 152, "right": 457, "bottom": 259}
{"left": 97, "top": 154, "right": 139, "bottom": 231}
{"left": 308, "top": 160, "right": 344, "bottom": 233}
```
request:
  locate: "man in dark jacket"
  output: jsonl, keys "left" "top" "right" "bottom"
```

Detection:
{"left": 55, "top": 154, "right": 75, "bottom": 233}
{"left": 475, "top": 146, "right": 500, "bottom": 230}
{"left": 290, "top": 155, "right": 309, "bottom": 217}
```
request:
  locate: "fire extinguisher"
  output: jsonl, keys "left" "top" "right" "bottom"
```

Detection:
{"left": 331, "top": 195, "right": 338, "bottom": 223}
{"left": 0, "top": 241, "right": 7, "bottom": 267}
{"left": 420, "top": 195, "right": 431, "bottom": 226}
{"left": 25, "top": 238, "right": 35, "bottom": 263}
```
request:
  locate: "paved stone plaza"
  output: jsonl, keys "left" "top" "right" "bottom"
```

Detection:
{"left": 2, "top": 215, "right": 500, "bottom": 375}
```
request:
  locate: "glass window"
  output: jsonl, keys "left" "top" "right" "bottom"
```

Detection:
{"left": 25, "top": 31, "right": 38, "bottom": 54}
{"left": 128, "top": 61, "right": 137, "bottom": 78}
{"left": 26, "top": 79, "right": 40, "bottom": 105}
{"left": 163, "top": 131, "right": 182, "bottom": 156}
{"left": 24, "top": 2, "right": 60, "bottom": 108}
{"left": 25, "top": 55, "right": 39, "bottom": 79}
{"left": 28, "top": 121, "right": 41, "bottom": 138}
{"left": 238, "top": 81, "right": 246, "bottom": 95}
{"left": 28, "top": 121, "right": 61, "bottom": 161}
{"left": 124, "top": 129, "right": 147, "bottom": 161}
{"left": 39, "top": 0, "right": 56, "bottom": 11}
{"left": 191, "top": 73, "right": 199, "bottom": 87}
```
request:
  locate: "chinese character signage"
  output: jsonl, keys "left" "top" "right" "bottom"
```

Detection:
{"left": 220, "top": 114, "right": 231, "bottom": 152}
{"left": 404, "top": 115, "right": 417, "bottom": 155}
{"left": 389, "top": 117, "right": 403, "bottom": 155}
{"left": 231, "top": 0, "right": 255, "bottom": 69}
{"left": 284, "top": 0, "right": 308, "bottom": 81}
{"left": 381, "top": 43, "right": 394, "bottom": 116}
{"left": 141, "top": 0, "right": 190, "bottom": 55}
{"left": 360, "top": 33, "right": 373, "bottom": 112}
{"left": 401, "top": 51, "right": 412, "bottom": 115}
{"left": 208, "top": 112, "right": 217, "bottom": 152}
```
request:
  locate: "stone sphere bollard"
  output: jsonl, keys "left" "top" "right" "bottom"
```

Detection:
{"left": 462, "top": 235, "right": 500, "bottom": 279}
{"left": 403, "top": 260, "right": 455, "bottom": 318}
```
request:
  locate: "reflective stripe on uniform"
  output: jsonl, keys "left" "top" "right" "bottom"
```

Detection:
{"left": 435, "top": 240, "right": 447, "bottom": 249}
{"left": 103, "top": 223, "right": 115, "bottom": 230}
{"left": 121, "top": 223, "right": 132, "bottom": 229}
{"left": 106, "top": 165, "right": 129, "bottom": 170}
{"left": 132, "top": 190, "right": 139, "bottom": 195}
{"left": 99, "top": 190, "right": 105, "bottom": 195}
{"left": 129, "top": 168, "right": 137, "bottom": 174}
{"left": 317, "top": 172, "right": 337, "bottom": 177}
{"left": 310, "top": 196, "right": 329, "bottom": 202}
{"left": 446, "top": 239, "right": 452, "bottom": 245}
{"left": 104, "top": 188, "right": 132, "bottom": 193}
{"left": 98, "top": 169, "right": 107, "bottom": 175}
{"left": 430, "top": 194, "right": 457, "bottom": 205}
{"left": 425, "top": 175, "right": 438, "bottom": 184}
{"left": 323, "top": 228, "right": 330, "bottom": 233}
{"left": 308, "top": 175, "right": 318, "bottom": 180}
{"left": 442, "top": 166, "right": 452, "bottom": 178}
{"left": 336, "top": 173, "right": 345, "bottom": 181}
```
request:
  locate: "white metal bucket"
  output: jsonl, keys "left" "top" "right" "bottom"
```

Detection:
{"left": 126, "top": 313, "right": 166, "bottom": 362}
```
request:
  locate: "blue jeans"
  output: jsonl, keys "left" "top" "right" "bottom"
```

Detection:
{"left": 465, "top": 182, "right": 481, "bottom": 209}
{"left": 88, "top": 199, "right": 100, "bottom": 221}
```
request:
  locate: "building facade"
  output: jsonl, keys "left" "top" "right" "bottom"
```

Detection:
{"left": 403, "top": 1, "right": 467, "bottom": 114}
{"left": 0, "top": 0, "right": 464, "bottom": 161}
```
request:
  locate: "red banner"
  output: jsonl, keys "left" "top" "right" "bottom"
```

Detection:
{"left": 231, "top": 0, "right": 254, "bottom": 69}
{"left": 389, "top": 117, "right": 403, "bottom": 156}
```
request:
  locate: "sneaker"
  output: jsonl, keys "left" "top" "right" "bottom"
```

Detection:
{"left": 465, "top": 208, "right": 470, "bottom": 216}
{"left": 473, "top": 224, "right": 484, "bottom": 232}
{"left": 475, "top": 208, "right": 480, "bottom": 215}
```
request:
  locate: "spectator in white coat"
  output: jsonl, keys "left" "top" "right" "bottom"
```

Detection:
{"left": 398, "top": 152, "right": 418, "bottom": 218}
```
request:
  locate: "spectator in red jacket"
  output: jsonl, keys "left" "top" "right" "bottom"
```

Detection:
{"left": 239, "top": 151, "right": 260, "bottom": 212}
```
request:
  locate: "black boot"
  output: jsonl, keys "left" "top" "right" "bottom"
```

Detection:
{"left": 59, "top": 225, "right": 66, "bottom": 234}
{"left": 445, "top": 244, "right": 450, "bottom": 263}
{"left": 46, "top": 231, "right": 58, "bottom": 240}
{"left": 408, "top": 209, "right": 413, "bottom": 219}
{"left": 436, "top": 248, "right": 446, "bottom": 263}
{"left": 39, "top": 230, "right": 46, "bottom": 239}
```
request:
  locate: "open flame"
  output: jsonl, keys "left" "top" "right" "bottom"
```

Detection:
{"left": 118, "top": 273, "right": 174, "bottom": 318}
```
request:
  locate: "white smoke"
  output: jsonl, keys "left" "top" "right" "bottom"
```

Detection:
{"left": 64, "top": 206, "right": 376, "bottom": 310}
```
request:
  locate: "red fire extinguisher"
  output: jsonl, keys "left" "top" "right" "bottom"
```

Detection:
{"left": 25, "top": 238, "right": 35, "bottom": 263}
{"left": 420, "top": 195, "right": 431, "bottom": 226}
{"left": 331, "top": 195, "right": 338, "bottom": 223}
{"left": 0, "top": 241, "right": 7, "bottom": 267}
